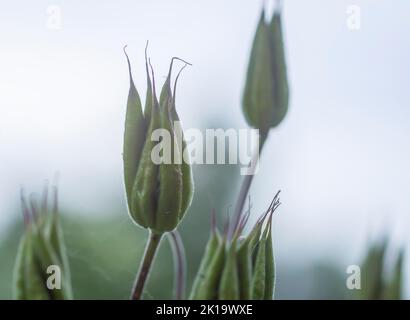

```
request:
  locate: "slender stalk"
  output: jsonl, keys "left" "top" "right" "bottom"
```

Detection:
{"left": 167, "top": 231, "right": 186, "bottom": 300}
{"left": 130, "top": 231, "right": 163, "bottom": 300}
{"left": 230, "top": 131, "right": 268, "bottom": 237}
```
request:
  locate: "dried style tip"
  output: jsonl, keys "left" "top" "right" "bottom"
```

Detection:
{"left": 173, "top": 64, "right": 188, "bottom": 107}
{"left": 123, "top": 45, "right": 135, "bottom": 89}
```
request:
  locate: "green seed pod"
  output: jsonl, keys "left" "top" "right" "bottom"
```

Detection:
{"left": 123, "top": 47, "right": 146, "bottom": 213}
{"left": 264, "top": 218, "right": 275, "bottom": 299}
{"left": 124, "top": 48, "right": 194, "bottom": 233}
{"left": 251, "top": 223, "right": 268, "bottom": 300}
{"left": 383, "top": 249, "right": 404, "bottom": 300}
{"left": 43, "top": 186, "right": 72, "bottom": 297}
{"left": 359, "top": 238, "right": 388, "bottom": 300}
{"left": 236, "top": 238, "right": 252, "bottom": 299}
{"left": 13, "top": 233, "right": 30, "bottom": 300}
{"left": 269, "top": 9, "right": 289, "bottom": 127}
{"left": 219, "top": 239, "right": 240, "bottom": 300}
{"left": 13, "top": 186, "right": 73, "bottom": 300}
{"left": 192, "top": 235, "right": 226, "bottom": 300}
{"left": 22, "top": 231, "right": 50, "bottom": 300}
{"left": 189, "top": 193, "right": 281, "bottom": 300}
{"left": 190, "top": 217, "right": 221, "bottom": 299}
{"left": 171, "top": 67, "right": 194, "bottom": 217}
{"left": 242, "top": 7, "right": 289, "bottom": 136}
{"left": 131, "top": 82, "right": 161, "bottom": 228}
{"left": 155, "top": 67, "right": 183, "bottom": 231}
{"left": 249, "top": 220, "right": 264, "bottom": 265}
{"left": 31, "top": 226, "right": 70, "bottom": 300}
{"left": 236, "top": 215, "right": 265, "bottom": 300}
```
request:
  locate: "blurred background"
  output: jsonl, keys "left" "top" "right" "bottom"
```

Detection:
{"left": 0, "top": 0, "right": 409, "bottom": 299}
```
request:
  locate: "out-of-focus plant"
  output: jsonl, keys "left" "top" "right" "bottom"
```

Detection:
{"left": 359, "top": 237, "right": 405, "bottom": 300}
{"left": 13, "top": 183, "right": 72, "bottom": 300}
{"left": 123, "top": 45, "right": 194, "bottom": 300}
{"left": 190, "top": 192, "right": 280, "bottom": 300}
{"left": 232, "top": 1, "right": 289, "bottom": 232}
{"left": 242, "top": 3, "right": 289, "bottom": 137}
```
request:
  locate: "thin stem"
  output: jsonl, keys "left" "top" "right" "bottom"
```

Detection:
{"left": 130, "top": 231, "right": 163, "bottom": 300}
{"left": 230, "top": 131, "right": 268, "bottom": 238}
{"left": 167, "top": 231, "right": 186, "bottom": 300}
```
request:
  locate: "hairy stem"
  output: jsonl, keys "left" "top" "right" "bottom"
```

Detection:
{"left": 130, "top": 231, "right": 163, "bottom": 300}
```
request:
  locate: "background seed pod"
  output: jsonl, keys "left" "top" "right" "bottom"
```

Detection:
{"left": 13, "top": 186, "right": 73, "bottom": 300}
{"left": 242, "top": 8, "right": 289, "bottom": 136}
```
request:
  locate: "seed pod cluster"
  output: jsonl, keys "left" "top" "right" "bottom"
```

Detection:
{"left": 359, "top": 237, "right": 405, "bottom": 300}
{"left": 242, "top": 6, "right": 289, "bottom": 137}
{"left": 13, "top": 185, "right": 73, "bottom": 300}
{"left": 123, "top": 45, "right": 194, "bottom": 233}
{"left": 190, "top": 192, "right": 280, "bottom": 300}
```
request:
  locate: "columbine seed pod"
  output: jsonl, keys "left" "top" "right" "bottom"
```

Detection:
{"left": 189, "top": 213, "right": 221, "bottom": 299}
{"left": 242, "top": 6, "right": 289, "bottom": 137}
{"left": 219, "top": 239, "right": 240, "bottom": 299}
{"left": 358, "top": 237, "right": 405, "bottom": 300}
{"left": 251, "top": 221, "right": 268, "bottom": 299}
{"left": 383, "top": 249, "right": 404, "bottom": 300}
{"left": 189, "top": 192, "right": 280, "bottom": 300}
{"left": 13, "top": 185, "right": 73, "bottom": 300}
{"left": 192, "top": 232, "right": 226, "bottom": 300}
{"left": 264, "top": 217, "right": 275, "bottom": 299}
{"left": 123, "top": 47, "right": 194, "bottom": 233}
{"left": 359, "top": 238, "right": 388, "bottom": 300}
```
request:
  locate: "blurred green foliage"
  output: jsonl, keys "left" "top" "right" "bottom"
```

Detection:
{"left": 0, "top": 162, "right": 239, "bottom": 299}
{"left": 358, "top": 237, "right": 404, "bottom": 300}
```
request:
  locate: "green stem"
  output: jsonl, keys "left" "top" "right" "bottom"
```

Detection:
{"left": 130, "top": 231, "right": 163, "bottom": 300}
{"left": 230, "top": 131, "right": 268, "bottom": 236}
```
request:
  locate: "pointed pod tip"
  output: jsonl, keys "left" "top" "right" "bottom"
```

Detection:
{"left": 166, "top": 57, "right": 192, "bottom": 89}
{"left": 148, "top": 58, "right": 160, "bottom": 109}
{"left": 171, "top": 57, "right": 192, "bottom": 67}
{"left": 145, "top": 41, "right": 150, "bottom": 67}
{"left": 123, "top": 45, "right": 135, "bottom": 87}
{"left": 260, "top": 2, "right": 266, "bottom": 20}
{"left": 172, "top": 63, "right": 190, "bottom": 108}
